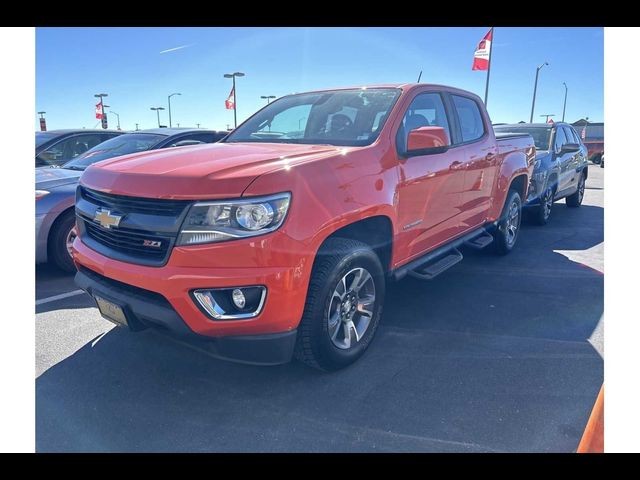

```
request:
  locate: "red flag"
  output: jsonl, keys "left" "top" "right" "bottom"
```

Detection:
{"left": 95, "top": 102, "right": 103, "bottom": 120}
{"left": 581, "top": 126, "right": 587, "bottom": 140}
{"left": 472, "top": 29, "right": 493, "bottom": 71}
{"left": 225, "top": 87, "right": 235, "bottom": 110}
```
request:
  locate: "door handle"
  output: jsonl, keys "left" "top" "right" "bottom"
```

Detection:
{"left": 486, "top": 152, "right": 496, "bottom": 161}
{"left": 450, "top": 161, "right": 465, "bottom": 170}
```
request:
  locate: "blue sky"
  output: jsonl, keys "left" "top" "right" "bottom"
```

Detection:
{"left": 36, "top": 27, "right": 603, "bottom": 131}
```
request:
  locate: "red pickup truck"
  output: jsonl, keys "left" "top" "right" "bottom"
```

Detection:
{"left": 73, "top": 84, "right": 535, "bottom": 371}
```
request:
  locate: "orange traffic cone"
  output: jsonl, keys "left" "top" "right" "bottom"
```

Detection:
{"left": 577, "top": 385, "right": 604, "bottom": 453}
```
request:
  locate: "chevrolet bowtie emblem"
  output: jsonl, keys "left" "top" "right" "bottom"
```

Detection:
{"left": 94, "top": 208, "right": 123, "bottom": 229}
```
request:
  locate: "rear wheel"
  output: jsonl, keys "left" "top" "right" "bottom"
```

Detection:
{"left": 49, "top": 211, "right": 77, "bottom": 273}
{"left": 492, "top": 189, "right": 522, "bottom": 255}
{"left": 294, "top": 238, "right": 385, "bottom": 371}
{"left": 566, "top": 173, "right": 586, "bottom": 208}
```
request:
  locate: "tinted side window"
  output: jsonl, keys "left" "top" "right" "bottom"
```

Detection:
{"left": 452, "top": 95, "right": 485, "bottom": 143}
{"left": 396, "top": 92, "right": 451, "bottom": 153}
{"left": 564, "top": 126, "right": 578, "bottom": 144}
{"left": 37, "top": 134, "right": 103, "bottom": 166}
{"left": 554, "top": 127, "right": 567, "bottom": 152}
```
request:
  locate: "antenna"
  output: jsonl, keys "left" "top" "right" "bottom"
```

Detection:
{"left": 417, "top": 71, "right": 423, "bottom": 83}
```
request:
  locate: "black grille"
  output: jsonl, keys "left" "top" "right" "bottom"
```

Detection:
{"left": 85, "top": 222, "right": 171, "bottom": 260}
{"left": 80, "top": 186, "right": 189, "bottom": 216}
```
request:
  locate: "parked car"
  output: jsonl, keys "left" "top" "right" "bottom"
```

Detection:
{"left": 36, "top": 129, "right": 123, "bottom": 168}
{"left": 36, "top": 128, "right": 227, "bottom": 272}
{"left": 494, "top": 123, "right": 589, "bottom": 225}
{"left": 72, "top": 84, "right": 535, "bottom": 371}
{"left": 600, "top": 153, "right": 604, "bottom": 168}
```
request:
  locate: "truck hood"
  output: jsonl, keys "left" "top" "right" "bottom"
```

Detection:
{"left": 36, "top": 167, "right": 82, "bottom": 190}
{"left": 80, "top": 142, "right": 345, "bottom": 199}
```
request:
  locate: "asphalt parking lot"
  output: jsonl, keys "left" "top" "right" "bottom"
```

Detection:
{"left": 35, "top": 166, "right": 604, "bottom": 452}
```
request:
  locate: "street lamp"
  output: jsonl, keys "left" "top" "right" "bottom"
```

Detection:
{"left": 562, "top": 82, "right": 568, "bottom": 122}
{"left": 529, "top": 62, "right": 549, "bottom": 123}
{"left": 540, "top": 114, "right": 555, "bottom": 123}
{"left": 224, "top": 71, "right": 245, "bottom": 128}
{"left": 135, "top": 123, "right": 139, "bottom": 131}
{"left": 94, "top": 93, "right": 108, "bottom": 129}
{"left": 109, "top": 110, "right": 121, "bottom": 130}
{"left": 261, "top": 95, "right": 276, "bottom": 104}
{"left": 150, "top": 107, "right": 165, "bottom": 128}
{"left": 168, "top": 92, "right": 181, "bottom": 128}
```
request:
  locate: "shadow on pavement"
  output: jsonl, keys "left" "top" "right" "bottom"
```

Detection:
{"left": 36, "top": 205, "right": 603, "bottom": 453}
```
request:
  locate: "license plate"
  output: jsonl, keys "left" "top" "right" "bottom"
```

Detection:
{"left": 95, "top": 295, "right": 129, "bottom": 327}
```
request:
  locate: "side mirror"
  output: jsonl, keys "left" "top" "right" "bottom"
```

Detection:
{"left": 561, "top": 142, "right": 580, "bottom": 154}
{"left": 406, "top": 126, "right": 450, "bottom": 156}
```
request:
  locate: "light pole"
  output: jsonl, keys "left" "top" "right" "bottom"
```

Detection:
{"left": 540, "top": 114, "right": 555, "bottom": 123}
{"left": 94, "top": 93, "right": 108, "bottom": 129}
{"left": 196, "top": 123, "right": 200, "bottom": 128}
{"left": 168, "top": 92, "right": 181, "bottom": 128}
{"left": 150, "top": 107, "right": 165, "bottom": 128}
{"left": 562, "top": 82, "right": 568, "bottom": 122}
{"left": 261, "top": 95, "right": 276, "bottom": 104}
{"left": 109, "top": 110, "right": 121, "bottom": 130}
{"left": 224, "top": 71, "right": 245, "bottom": 128}
{"left": 135, "top": 123, "right": 139, "bottom": 131}
{"left": 529, "top": 62, "right": 549, "bottom": 123}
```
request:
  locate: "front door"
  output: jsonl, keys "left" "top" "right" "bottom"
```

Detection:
{"left": 394, "top": 91, "right": 467, "bottom": 263}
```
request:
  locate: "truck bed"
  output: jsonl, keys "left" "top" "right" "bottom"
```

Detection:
{"left": 496, "top": 131, "right": 535, "bottom": 157}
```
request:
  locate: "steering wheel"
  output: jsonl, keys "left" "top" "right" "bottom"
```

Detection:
{"left": 330, "top": 114, "right": 353, "bottom": 134}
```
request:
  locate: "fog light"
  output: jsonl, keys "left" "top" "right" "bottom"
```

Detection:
{"left": 232, "top": 288, "right": 246, "bottom": 309}
{"left": 192, "top": 286, "right": 266, "bottom": 320}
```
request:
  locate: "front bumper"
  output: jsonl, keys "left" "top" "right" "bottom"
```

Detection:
{"left": 72, "top": 230, "right": 313, "bottom": 335}
{"left": 75, "top": 265, "right": 298, "bottom": 365}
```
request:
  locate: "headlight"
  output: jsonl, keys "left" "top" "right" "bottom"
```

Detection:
{"left": 36, "top": 190, "right": 50, "bottom": 200}
{"left": 177, "top": 192, "right": 291, "bottom": 246}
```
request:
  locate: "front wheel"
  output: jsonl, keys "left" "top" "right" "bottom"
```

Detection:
{"left": 566, "top": 173, "right": 586, "bottom": 208}
{"left": 294, "top": 238, "right": 385, "bottom": 371}
{"left": 531, "top": 185, "right": 554, "bottom": 226}
{"left": 49, "top": 211, "right": 78, "bottom": 273}
{"left": 492, "top": 189, "right": 522, "bottom": 255}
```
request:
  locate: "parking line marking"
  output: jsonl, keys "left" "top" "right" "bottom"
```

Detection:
{"left": 36, "top": 289, "right": 86, "bottom": 306}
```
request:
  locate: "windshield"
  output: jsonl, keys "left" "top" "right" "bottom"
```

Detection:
{"left": 62, "top": 133, "right": 165, "bottom": 170}
{"left": 36, "top": 132, "right": 56, "bottom": 148}
{"left": 495, "top": 126, "right": 552, "bottom": 151}
{"left": 224, "top": 88, "right": 401, "bottom": 147}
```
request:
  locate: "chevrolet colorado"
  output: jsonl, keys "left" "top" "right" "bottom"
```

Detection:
{"left": 73, "top": 84, "right": 535, "bottom": 371}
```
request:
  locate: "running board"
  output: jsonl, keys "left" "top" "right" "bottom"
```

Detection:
{"left": 464, "top": 231, "right": 494, "bottom": 250}
{"left": 407, "top": 249, "right": 463, "bottom": 281}
{"left": 391, "top": 226, "right": 488, "bottom": 281}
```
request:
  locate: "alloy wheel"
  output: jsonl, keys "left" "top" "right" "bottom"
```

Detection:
{"left": 327, "top": 267, "right": 376, "bottom": 350}
{"left": 65, "top": 228, "right": 77, "bottom": 258}
{"left": 505, "top": 201, "right": 520, "bottom": 247}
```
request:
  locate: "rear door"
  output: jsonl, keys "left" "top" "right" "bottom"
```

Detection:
{"left": 449, "top": 94, "right": 499, "bottom": 229}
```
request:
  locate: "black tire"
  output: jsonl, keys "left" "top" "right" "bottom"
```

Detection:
{"left": 566, "top": 172, "right": 586, "bottom": 208}
{"left": 294, "top": 238, "right": 385, "bottom": 372}
{"left": 492, "top": 189, "right": 522, "bottom": 255}
{"left": 48, "top": 210, "right": 77, "bottom": 273}
{"left": 531, "top": 185, "right": 554, "bottom": 226}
